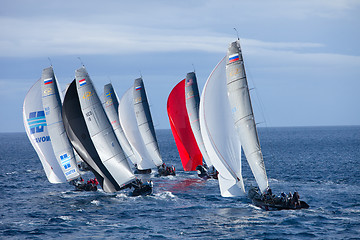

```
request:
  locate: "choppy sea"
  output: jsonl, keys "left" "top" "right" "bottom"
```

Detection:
{"left": 0, "top": 126, "right": 359, "bottom": 239}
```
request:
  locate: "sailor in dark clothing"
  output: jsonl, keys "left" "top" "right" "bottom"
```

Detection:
{"left": 196, "top": 165, "right": 210, "bottom": 179}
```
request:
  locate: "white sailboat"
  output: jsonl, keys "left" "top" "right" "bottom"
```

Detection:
{"left": 185, "top": 72, "right": 212, "bottom": 168}
{"left": 103, "top": 83, "right": 137, "bottom": 166}
{"left": 23, "top": 67, "right": 81, "bottom": 184}
{"left": 200, "top": 40, "right": 269, "bottom": 197}
{"left": 200, "top": 56, "right": 245, "bottom": 197}
{"left": 119, "top": 78, "right": 163, "bottom": 171}
{"left": 226, "top": 41, "right": 269, "bottom": 193}
{"left": 75, "top": 67, "right": 136, "bottom": 188}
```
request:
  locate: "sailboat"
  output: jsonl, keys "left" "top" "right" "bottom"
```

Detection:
{"left": 103, "top": 83, "right": 137, "bottom": 166}
{"left": 200, "top": 40, "right": 308, "bottom": 209}
{"left": 62, "top": 67, "right": 152, "bottom": 196}
{"left": 119, "top": 78, "right": 175, "bottom": 176}
{"left": 23, "top": 67, "right": 81, "bottom": 185}
{"left": 167, "top": 77, "right": 203, "bottom": 171}
{"left": 167, "top": 72, "right": 216, "bottom": 178}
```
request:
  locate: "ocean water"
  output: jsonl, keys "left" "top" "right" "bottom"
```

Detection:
{"left": 0, "top": 126, "right": 359, "bottom": 239}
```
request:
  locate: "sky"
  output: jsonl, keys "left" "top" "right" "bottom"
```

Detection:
{"left": 1, "top": 0, "right": 359, "bottom": 132}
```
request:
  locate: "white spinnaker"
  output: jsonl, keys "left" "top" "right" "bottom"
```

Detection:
{"left": 119, "top": 87, "right": 156, "bottom": 170}
{"left": 75, "top": 67, "right": 135, "bottom": 187}
{"left": 23, "top": 79, "right": 66, "bottom": 183}
{"left": 199, "top": 57, "right": 245, "bottom": 197}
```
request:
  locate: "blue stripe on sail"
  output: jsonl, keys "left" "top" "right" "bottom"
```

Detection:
{"left": 28, "top": 111, "right": 47, "bottom": 134}
{"left": 28, "top": 119, "right": 46, "bottom": 126}
{"left": 27, "top": 116, "right": 46, "bottom": 122}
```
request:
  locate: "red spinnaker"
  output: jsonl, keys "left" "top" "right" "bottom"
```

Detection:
{"left": 167, "top": 79, "right": 203, "bottom": 171}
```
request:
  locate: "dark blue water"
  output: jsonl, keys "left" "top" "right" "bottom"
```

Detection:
{"left": 0, "top": 126, "right": 359, "bottom": 239}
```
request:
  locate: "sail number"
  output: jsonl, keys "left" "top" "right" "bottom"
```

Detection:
{"left": 86, "top": 111, "right": 93, "bottom": 121}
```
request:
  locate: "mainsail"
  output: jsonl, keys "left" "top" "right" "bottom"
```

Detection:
{"left": 167, "top": 79, "right": 202, "bottom": 171}
{"left": 184, "top": 72, "right": 212, "bottom": 167}
{"left": 41, "top": 67, "right": 80, "bottom": 181}
{"left": 226, "top": 41, "right": 269, "bottom": 193}
{"left": 133, "top": 78, "right": 163, "bottom": 167}
{"left": 103, "top": 83, "right": 137, "bottom": 165}
{"left": 119, "top": 87, "right": 157, "bottom": 170}
{"left": 75, "top": 67, "right": 135, "bottom": 188}
{"left": 62, "top": 79, "right": 121, "bottom": 192}
{"left": 200, "top": 57, "right": 245, "bottom": 197}
{"left": 23, "top": 78, "right": 66, "bottom": 183}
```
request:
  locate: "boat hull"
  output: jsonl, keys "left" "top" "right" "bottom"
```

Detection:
{"left": 248, "top": 187, "right": 309, "bottom": 211}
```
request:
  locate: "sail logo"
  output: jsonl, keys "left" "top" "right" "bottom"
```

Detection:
{"left": 186, "top": 90, "right": 194, "bottom": 99}
{"left": 65, "top": 169, "right": 76, "bottom": 176}
{"left": 43, "top": 87, "right": 54, "bottom": 96}
{"left": 35, "top": 136, "right": 51, "bottom": 143}
{"left": 105, "top": 99, "right": 113, "bottom": 105}
{"left": 83, "top": 91, "right": 94, "bottom": 99}
{"left": 229, "top": 53, "right": 240, "bottom": 63}
{"left": 105, "top": 91, "right": 112, "bottom": 98}
{"left": 44, "top": 107, "right": 50, "bottom": 116}
{"left": 44, "top": 78, "right": 53, "bottom": 85}
{"left": 135, "top": 86, "right": 142, "bottom": 91}
{"left": 27, "top": 111, "right": 47, "bottom": 134}
{"left": 79, "top": 78, "right": 86, "bottom": 86}
{"left": 134, "top": 97, "right": 142, "bottom": 103}
{"left": 186, "top": 78, "right": 193, "bottom": 86}
{"left": 60, "top": 153, "right": 71, "bottom": 170}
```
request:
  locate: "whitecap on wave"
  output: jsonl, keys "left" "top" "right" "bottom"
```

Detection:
{"left": 91, "top": 200, "right": 100, "bottom": 206}
{"left": 152, "top": 191, "right": 177, "bottom": 200}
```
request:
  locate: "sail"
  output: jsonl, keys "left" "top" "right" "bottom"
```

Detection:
{"left": 103, "top": 83, "right": 137, "bottom": 165}
{"left": 41, "top": 67, "right": 80, "bottom": 181}
{"left": 75, "top": 67, "right": 136, "bottom": 187}
{"left": 167, "top": 79, "right": 202, "bottom": 171}
{"left": 226, "top": 41, "right": 269, "bottom": 193}
{"left": 133, "top": 78, "right": 163, "bottom": 167}
{"left": 199, "top": 57, "right": 245, "bottom": 197}
{"left": 184, "top": 72, "right": 212, "bottom": 167}
{"left": 62, "top": 79, "right": 121, "bottom": 192}
{"left": 23, "top": 79, "right": 66, "bottom": 183}
{"left": 119, "top": 87, "right": 156, "bottom": 170}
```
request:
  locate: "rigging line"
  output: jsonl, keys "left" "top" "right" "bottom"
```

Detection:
{"left": 245, "top": 66, "right": 269, "bottom": 130}
{"left": 192, "top": 63, "right": 196, "bottom": 73}
{"left": 47, "top": 57, "right": 53, "bottom": 67}
{"left": 77, "top": 57, "right": 84, "bottom": 67}
{"left": 233, "top": 28, "right": 240, "bottom": 40}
